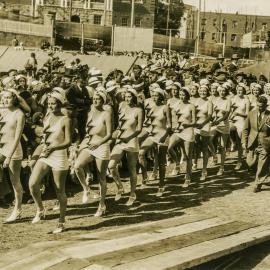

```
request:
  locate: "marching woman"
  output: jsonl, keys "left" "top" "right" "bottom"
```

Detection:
{"left": 139, "top": 87, "right": 172, "bottom": 197}
{"left": 138, "top": 83, "right": 158, "bottom": 184}
{"left": 1, "top": 89, "right": 25, "bottom": 223}
{"left": 230, "top": 83, "right": 250, "bottom": 170}
{"left": 167, "top": 82, "right": 182, "bottom": 176}
{"left": 168, "top": 87, "right": 195, "bottom": 187}
{"left": 29, "top": 91, "right": 72, "bottom": 233}
{"left": 74, "top": 90, "right": 112, "bottom": 216}
{"left": 211, "top": 85, "right": 231, "bottom": 176}
{"left": 193, "top": 85, "right": 213, "bottom": 180}
{"left": 108, "top": 88, "right": 143, "bottom": 206}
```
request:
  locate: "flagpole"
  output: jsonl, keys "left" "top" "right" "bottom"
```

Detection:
{"left": 194, "top": 0, "right": 201, "bottom": 57}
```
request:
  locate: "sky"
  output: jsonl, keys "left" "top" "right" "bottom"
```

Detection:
{"left": 184, "top": 0, "right": 270, "bottom": 16}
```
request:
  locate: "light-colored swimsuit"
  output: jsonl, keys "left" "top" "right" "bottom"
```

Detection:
{"left": 0, "top": 109, "right": 23, "bottom": 160}
{"left": 39, "top": 115, "right": 69, "bottom": 170}
{"left": 79, "top": 110, "right": 110, "bottom": 160}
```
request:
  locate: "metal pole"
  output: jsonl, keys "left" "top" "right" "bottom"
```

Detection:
{"left": 81, "top": 22, "right": 84, "bottom": 54}
{"left": 130, "top": 0, "right": 135, "bottom": 27}
{"left": 69, "top": 0, "right": 72, "bottom": 22}
{"left": 222, "top": 32, "right": 226, "bottom": 57}
{"left": 168, "top": 29, "right": 172, "bottom": 54}
{"left": 103, "top": 0, "right": 106, "bottom": 26}
{"left": 166, "top": 0, "right": 171, "bottom": 36}
{"left": 111, "top": 24, "right": 115, "bottom": 55}
{"left": 194, "top": 0, "right": 201, "bottom": 57}
{"left": 249, "top": 32, "right": 252, "bottom": 59}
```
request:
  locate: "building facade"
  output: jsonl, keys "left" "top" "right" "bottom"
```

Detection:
{"left": 180, "top": 4, "right": 270, "bottom": 48}
{"left": 1, "top": 0, "right": 155, "bottom": 28}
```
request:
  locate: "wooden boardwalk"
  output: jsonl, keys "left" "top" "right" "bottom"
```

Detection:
{"left": 1, "top": 215, "right": 270, "bottom": 270}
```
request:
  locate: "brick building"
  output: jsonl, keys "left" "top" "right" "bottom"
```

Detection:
{"left": 180, "top": 4, "right": 270, "bottom": 48}
{"left": 1, "top": 0, "right": 155, "bottom": 27}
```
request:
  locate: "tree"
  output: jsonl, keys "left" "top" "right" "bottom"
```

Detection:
{"left": 154, "top": 0, "right": 185, "bottom": 35}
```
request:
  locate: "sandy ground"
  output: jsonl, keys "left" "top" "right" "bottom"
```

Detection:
{"left": 0, "top": 153, "right": 268, "bottom": 256}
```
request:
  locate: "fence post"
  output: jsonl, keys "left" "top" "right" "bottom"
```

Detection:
{"left": 111, "top": 24, "right": 115, "bottom": 55}
{"left": 168, "top": 29, "right": 172, "bottom": 55}
{"left": 81, "top": 22, "right": 84, "bottom": 54}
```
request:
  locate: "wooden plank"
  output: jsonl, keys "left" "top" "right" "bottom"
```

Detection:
{"left": 81, "top": 265, "right": 112, "bottom": 270}
{"left": 62, "top": 218, "right": 230, "bottom": 259}
{"left": 113, "top": 224, "right": 270, "bottom": 270}
{"left": 87, "top": 221, "right": 253, "bottom": 268}
{"left": 75, "top": 215, "right": 214, "bottom": 241}
{"left": 0, "top": 241, "right": 75, "bottom": 269}
{"left": 46, "top": 258, "right": 90, "bottom": 270}
{"left": 2, "top": 250, "right": 69, "bottom": 270}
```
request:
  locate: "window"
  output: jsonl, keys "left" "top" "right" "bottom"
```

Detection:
{"left": 232, "top": 20, "right": 238, "bottom": 29}
{"left": 213, "top": 18, "right": 217, "bottom": 26}
{"left": 231, "top": 34, "right": 237, "bottom": 41}
{"left": 121, "top": 17, "right": 128, "bottom": 26}
{"left": 135, "top": 17, "right": 141, "bottom": 27}
{"left": 212, "top": 33, "right": 216, "bottom": 40}
{"left": 93, "top": 15, "right": 102, "bottom": 25}
{"left": 201, "top": 18, "right": 207, "bottom": 26}
{"left": 262, "top": 23, "right": 267, "bottom": 30}
{"left": 222, "top": 19, "right": 227, "bottom": 32}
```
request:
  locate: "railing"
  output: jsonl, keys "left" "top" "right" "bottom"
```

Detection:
{"left": 0, "top": 19, "right": 53, "bottom": 37}
{"left": 42, "top": 0, "right": 104, "bottom": 9}
{"left": 90, "top": 2, "right": 104, "bottom": 9}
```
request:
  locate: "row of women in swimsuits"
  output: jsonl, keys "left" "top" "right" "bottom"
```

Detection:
{"left": 1, "top": 88, "right": 72, "bottom": 234}
{"left": 74, "top": 80, "right": 255, "bottom": 215}
{"left": 0, "top": 80, "right": 261, "bottom": 233}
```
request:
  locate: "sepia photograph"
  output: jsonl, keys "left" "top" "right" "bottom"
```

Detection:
{"left": 1, "top": 0, "right": 270, "bottom": 269}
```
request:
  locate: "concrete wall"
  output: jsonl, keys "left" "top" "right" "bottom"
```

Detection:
{"left": 113, "top": 27, "right": 153, "bottom": 53}
{"left": 0, "top": 32, "right": 51, "bottom": 47}
{"left": 55, "top": 22, "right": 112, "bottom": 43}
{"left": 153, "top": 34, "right": 195, "bottom": 52}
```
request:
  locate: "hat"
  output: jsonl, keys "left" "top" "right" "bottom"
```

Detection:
{"left": 106, "top": 80, "right": 118, "bottom": 92}
{"left": 96, "top": 86, "right": 106, "bottom": 92}
{"left": 152, "top": 87, "right": 165, "bottom": 97}
{"left": 133, "top": 79, "right": 144, "bottom": 89}
{"left": 53, "top": 87, "right": 66, "bottom": 97}
{"left": 49, "top": 91, "right": 66, "bottom": 104}
{"left": 95, "top": 90, "right": 107, "bottom": 104}
{"left": 173, "top": 82, "right": 182, "bottom": 89}
{"left": 215, "top": 74, "right": 227, "bottom": 83}
{"left": 15, "top": 75, "right": 27, "bottom": 81}
{"left": 217, "top": 54, "right": 224, "bottom": 60}
{"left": 5, "top": 88, "right": 19, "bottom": 98}
{"left": 89, "top": 68, "right": 102, "bottom": 78}
{"left": 199, "top": 79, "right": 210, "bottom": 86}
{"left": 88, "top": 77, "right": 100, "bottom": 87}
{"left": 2, "top": 77, "right": 14, "bottom": 86}
{"left": 126, "top": 87, "right": 138, "bottom": 98}
{"left": 216, "top": 69, "right": 228, "bottom": 75}
{"left": 149, "top": 83, "right": 160, "bottom": 91}
{"left": 165, "top": 80, "right": 174, "bottom": 90}
{"left": 231, "top": 54, "right": 240, "bottom": 60}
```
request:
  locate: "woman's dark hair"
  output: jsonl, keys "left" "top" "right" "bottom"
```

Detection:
{"left": 180, "top": 88, "right": 190, "bottom": 101}
{"left": 125, "top": 90, "right": 138, "bottom": 105}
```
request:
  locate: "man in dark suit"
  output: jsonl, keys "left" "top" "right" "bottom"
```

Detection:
{"left": 66, "top": 76, "right": 91, "bottom": 141}
{"left": 211, "top": 54, "right": 225, "bottom": 74}
{"left": 242, "top": 96, "right": 270, "bottom": 192}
